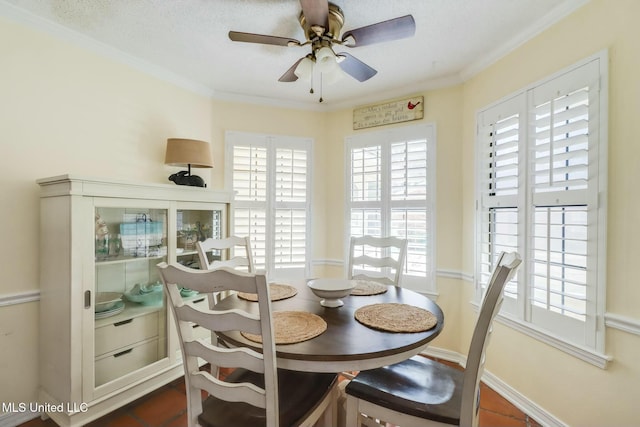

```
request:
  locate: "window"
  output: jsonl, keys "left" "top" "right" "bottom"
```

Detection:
{"left": 346, "top": 124, "right": 436, "bottom": 293}
{"left": 225, "top": 131, "right": 312, "bottom": 280}
{"left": 475, "top": 52, "right": 607, "bottom": 360}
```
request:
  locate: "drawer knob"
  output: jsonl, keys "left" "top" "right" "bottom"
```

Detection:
{"left": 114, "top": 319, "right": 133, "bottom": 327}
{"left": 113, "top": 348, "right": 133, "bottom": 358}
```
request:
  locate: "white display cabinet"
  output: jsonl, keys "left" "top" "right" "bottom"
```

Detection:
{"left": 37, "top": 175, "right": 230, "bottom": 427}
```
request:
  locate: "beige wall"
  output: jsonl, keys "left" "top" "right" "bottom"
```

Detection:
{"left": 0, "top": 14, "right": 334, "bottom": 411}
{"left": 460, "top": 0, "right": 640, "bottom": 425}
{"left": 1, "top": 0, "right": 638, "bottom": 425}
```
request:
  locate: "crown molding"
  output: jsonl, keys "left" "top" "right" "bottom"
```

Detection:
{"left": 460, "top": 0, "right": 591, "bottom": 80}
{"left": 0, "top": 0, "right": 214, "bottom": 98}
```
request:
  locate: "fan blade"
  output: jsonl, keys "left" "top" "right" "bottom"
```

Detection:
{"left": 299, "top": 0, "right": 329, "bottom": 28}
{"left": 229, "top": 31, "right": 300, "bottom": 47}
{"left": 342, "top": 15, "right": 415, "bottom": 47}
{"left": 278, "top": 57, "right": 305, "bottom": 82}
{"left": 337, "top": 52, "right": 377, "bottom": 82}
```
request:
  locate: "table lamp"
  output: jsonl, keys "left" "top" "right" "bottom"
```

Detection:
{"left": 164, "top": 138, "right": 213, "bottom": 187}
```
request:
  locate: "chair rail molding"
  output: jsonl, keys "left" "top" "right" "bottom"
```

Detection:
{"left": 435, "top": 268, "right": 473, "bottom": 282}
{"left": 312, "top": 258, "right": 343, "bottom": 266}
{"left": 605, "top": 312, "right": 640, "bottom": 336}
{"left": 0, "top": 290, "right": 40, "bottom": 307}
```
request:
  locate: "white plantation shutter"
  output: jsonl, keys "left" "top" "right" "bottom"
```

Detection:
{"left": 390, "top": 140, "right": 427, "bottom": 201}
{"left": 527, "top": 61, "right": 601, "bottom": 343}
{"left": 350, "top": 209, "right": 382, "bottom": 237}
{"left": 234, "top": 207, "right": 267, "bottom": 268}
{"left": 391, "top": 208, "right": 428, "bottom": 276}
{"left": 226, "top": 132, "right": 312, "bottom": 277}
{"left": 275, "top": 148, "right": 307, "bottom": 202}
{"left": 351, "top": 145, "right": 381, "bottom": 202}
{"left": 531, "top": 206, "right": 588, "bottom": 325}
{"left": 233, "top": 145, "right": 267, "bottom": 201}
{"left": 477, "top": 95, "right": 524, "bottom": 311}
{"left": 346, "top": 124, "right": 435, "bottom": 292}
{"left": 274, "top": 147, "right": 308, "bottom": 269}
{"left": 475, "top": 54, "right": 607, "bottom": 353}
{"left": 390, "top": 138, "right": 431, "bottom": 278}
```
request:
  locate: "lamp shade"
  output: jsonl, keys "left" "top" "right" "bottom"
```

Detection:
{"left": 165, "top": 138, "right": 213, "bottom": 168}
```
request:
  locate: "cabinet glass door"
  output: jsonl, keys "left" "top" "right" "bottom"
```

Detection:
{"left": 175, "top": 207, "right": 224, "bottom": 269}
{"left": 93, "top": 207, "right": 168, "bottom": 389}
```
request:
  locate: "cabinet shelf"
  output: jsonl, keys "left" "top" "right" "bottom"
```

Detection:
{"left": 94, "top": 301, "right": 164, "bottom": 327}
{"left": 95, "top": 254, "right": 167, "bottom": 266}
{"left": 177, "top": 249, "right": 198, "bottom": 257}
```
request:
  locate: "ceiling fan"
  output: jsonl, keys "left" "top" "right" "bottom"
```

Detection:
{"left": 228, "top": 0, "right": 416, "bottom": 85}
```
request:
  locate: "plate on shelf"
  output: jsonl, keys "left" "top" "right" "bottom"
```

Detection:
{"left": 95, "top": 300, "right": 125, "bottom": 319}
{"left": 95, "top": 292, "right": 123, "bottom": 313}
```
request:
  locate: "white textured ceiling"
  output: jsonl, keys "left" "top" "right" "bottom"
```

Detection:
{"left": 1, "top": 0, "right": 588, "bottom": 110}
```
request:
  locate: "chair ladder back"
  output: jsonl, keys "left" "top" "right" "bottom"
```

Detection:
{"left": 460, "top": 252, "right": 521, "bottom": 427}
{"left": 347, "top": 236, "right": 408, "bottom": 286}
{"left": 157, "top": 262, "right": 280, "bottom": 427}
{"left": 187, "top": 340, "right": 265, "bottom": 370}
{"left": 196, "top": 235, "right": 255, "bottom": 273}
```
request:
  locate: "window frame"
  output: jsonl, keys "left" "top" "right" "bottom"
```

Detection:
{"left": 474, "top": 51, "right": 609, "bottom": 367}
{"left": 345, "top": 123, "right": 437, "bottom": 295}
{"left": 225, "top": 131, "right": 313, "bottom": 281}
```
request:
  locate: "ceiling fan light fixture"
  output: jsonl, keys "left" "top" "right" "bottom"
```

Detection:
{"left": 229, "top": 1, "right": 417, "bottom": 95}
{"left": 294, "top": 55, "right": 315, "bottom": 80}
{"left": 315, "top": 46, "right": 336, "bottom": 72}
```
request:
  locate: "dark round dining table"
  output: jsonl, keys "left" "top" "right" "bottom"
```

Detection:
{"left": 213, "top": 280, "right": 445, "bottom": 373}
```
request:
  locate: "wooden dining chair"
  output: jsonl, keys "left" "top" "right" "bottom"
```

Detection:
{"left": 196, "top": 236, "right": 255, "bottom": 304}
{"left": 344, "top": 251, "right": 522, "bottom": 427}
{"left": 157, "top": 263, "right": 338, "bottom": 427}
{"left": 347, "top": 235, "right": 408, "bottom": 286}
{"left": 196, "top": 235, "right": 255, "bottom": 272}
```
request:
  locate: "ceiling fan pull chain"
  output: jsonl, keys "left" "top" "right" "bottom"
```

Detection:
{"left": 319, "top": 73, "right": 323, "bottom": 103}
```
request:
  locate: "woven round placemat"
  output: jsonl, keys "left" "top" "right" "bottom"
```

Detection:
{"left": 350, "top": 280, "right": 388, "bottom": 296}
{"left": 241, "top": 311, "right": 327, "bottom": 345}
{"left": 237, "top": 283, "right": 298, "bottom": 302}
{"left": 354, "top": 303, "right": 438, "bottom": 333}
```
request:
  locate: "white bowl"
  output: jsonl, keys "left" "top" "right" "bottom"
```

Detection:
{"left": 95, "top": 292, "right": 123, "bottom": 313}
{"left": 307, "top": 279, "right": 355, "bottom": 308}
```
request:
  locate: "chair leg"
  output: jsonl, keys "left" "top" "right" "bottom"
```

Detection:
{"left": 315, "top": 388, "right": 338, "bottom": 427}
{"left": 345, "top": 395, "right": 361, "bottom": 427}
{"left": 310, "top": 384, "right": 339, "bottom": 427}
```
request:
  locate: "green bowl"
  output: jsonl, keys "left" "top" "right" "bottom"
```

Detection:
{"left": 125, "top": 289, "right": 163, "bottom": 305}
{"left": 180, "top": 288, "right": 199, "bottom": 298}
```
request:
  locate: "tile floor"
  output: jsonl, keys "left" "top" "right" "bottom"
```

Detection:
{"left": 19, "top": 361, "right": 540, "bottom": 427}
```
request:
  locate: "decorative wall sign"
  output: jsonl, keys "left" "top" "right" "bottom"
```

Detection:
{"left": 353, "top": 96, "right": 424, "bottom": 130}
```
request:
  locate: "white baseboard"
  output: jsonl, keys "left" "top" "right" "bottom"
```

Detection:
{"left": 420, "top": 347, "right": 466, "bottom": 366}
{"left": 0, "top": 410, "right": 41, "bottom": 427}
{"left": 481, "top": 370, "right": 569, "bottom": 427}
{"left": 420, "top": 347, "right": 567, "bottom": 427}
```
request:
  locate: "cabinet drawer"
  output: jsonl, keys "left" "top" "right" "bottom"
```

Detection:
{"left": 189, "top": 323, "right": 212, "bottom": 341}
{"left": 96, "top": 312, "right": 159, "bottom": 356}
{"left": 185, "top": 296, "right": 210, "bottom": 340}
{"left": 95, "top": 339, "right": 159, "bottom": 386}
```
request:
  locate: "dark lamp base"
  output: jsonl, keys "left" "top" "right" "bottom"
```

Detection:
{"left": 168, "top": 171, "right": 207, "bottom": 187}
